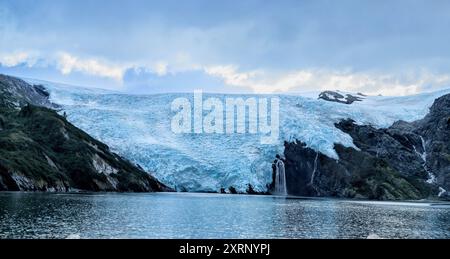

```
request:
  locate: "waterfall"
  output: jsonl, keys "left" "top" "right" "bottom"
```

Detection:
{"left": 413, "top": 136, "right": 446, "bottom": 197}
{"left": 438, "top": 187, "right": 447, "bottom": 197}
{"left": 275, "top": 159, "right": 287, "bottom": 195}
{"left": 413, "top": 136, "right": 436, "bottom": 184}
{"left": 419, "top": 136, "right": 427, "bottom": 162}
{"left": 310, "top": 152, "right": 319, "bottom": 185}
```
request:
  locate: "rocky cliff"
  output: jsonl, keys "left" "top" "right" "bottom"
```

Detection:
{"left": 281, "top": 94, "right": 450, "bottom": 200}
{"left": 318, "top": 90, "right": 364, "bottom": 104}
{"left": 0, "top": 74, "right": 169, "bottom": 192}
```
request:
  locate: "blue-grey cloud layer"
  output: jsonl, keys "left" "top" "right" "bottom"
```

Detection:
{"left": 1, "top": 0, "right": 450, "bottom": 94}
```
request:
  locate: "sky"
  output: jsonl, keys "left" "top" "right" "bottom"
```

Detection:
{"left": 1, "top": 0, "right": 450, "bottom": 95}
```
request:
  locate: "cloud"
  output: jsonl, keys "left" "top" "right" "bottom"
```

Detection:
{"left": 56, "top": 52, "right": 126, "bottom": 82}
{"left": 0, "top": 51, "right": 173, "bottom": 84}
{"left": 0, "top": 51, "right": 129, "bottom": 82}
{"left": 2, "top": 1, "right": 450, "bottom": 95}
{"left": 204, "top": 65, "right": 261, "bottom": 87}
{"left": 154, "top": 61, "right": 168, "bottom": 76}
{"left": 204, "top": 66, "right": 450, "bottom": 96}
{"left": 122, "top": 65, "right": 252, "bottom": 94}
{"left": 0, "top": 52, "right": 38, "bottom": 67}
{"left": 2, "top": 50, "right": 450, "bottom": 96}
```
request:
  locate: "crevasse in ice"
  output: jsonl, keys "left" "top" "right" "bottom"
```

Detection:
{"left": 25, "top": 79, "right": 450, "bottom": 192}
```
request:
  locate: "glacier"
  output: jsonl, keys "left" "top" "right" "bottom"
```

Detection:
{"left": 24, "top": 78, "right": 450, "bottom": 193}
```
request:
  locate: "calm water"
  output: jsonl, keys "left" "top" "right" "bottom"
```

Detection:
{"left": 0, "top": 192, "right": 449, "bottom": 239}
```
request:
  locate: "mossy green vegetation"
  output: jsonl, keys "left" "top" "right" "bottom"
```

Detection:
{"left": 0, "top": 103, "right": 167, "bottom": 192}
{"left": 339, "top": 145, "right": 434, "bottom": 200}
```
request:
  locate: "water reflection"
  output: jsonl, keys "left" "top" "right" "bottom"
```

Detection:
{"left": 0, "top": 192, "right": 449, "bottom": 239}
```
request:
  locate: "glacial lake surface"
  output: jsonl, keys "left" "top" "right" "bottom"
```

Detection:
{"left": 0, "top": 192, "right": 449, "bottom": 239}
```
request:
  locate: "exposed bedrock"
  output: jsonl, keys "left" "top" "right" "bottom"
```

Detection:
{"left": 281, "top": 94, "right": 450, "bottom": 200}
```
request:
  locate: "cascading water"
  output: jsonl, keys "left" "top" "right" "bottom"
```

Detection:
{"left": 413, "top": 136, "right": 447, "bottom": 196}
{"left": 275, "top": 159, "right": 287, "bottom": 196}
{"left": 438, "top": 187, "right": 446, "bottom": 197}
{"left": 310, "top": 152, "right": 319, "bottom": 185}
{"left": 413, "top": 136, "right": 436, "bottom": 184}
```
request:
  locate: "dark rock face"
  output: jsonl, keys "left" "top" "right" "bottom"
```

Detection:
{"left": 318, "top": 91, "right": 364, "bottom": 104}
{"left": 0, "top": 74, "right": 170, "bottom": 192}
{"left": 283, "top": 142, "right": 320, "bottom": 196}
{"left": 283, "top": 94, "right": 450, "bottom": 200}
{"left": 415, "top": 95, "right": 450, "bottom": 198}
{"left": 335, "top": 120, "right": 428, "bottom": 180}
{"left": 0, "top": 74, "right": 56, "bottom": 109}
{"left": 228, "top": 186, "right": 237, "bottom": 194}
{"left": 283, "top": 141, "right": 431, "bottom": 199}
{"left": 32, "top": 84, "right": 50, "bottom": 98}
{"left": 221, "top": 185, "right": 268, "bottom": 195}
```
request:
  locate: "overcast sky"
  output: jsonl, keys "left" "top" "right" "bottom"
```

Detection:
{"left": 1, "top": 0, "right": 450, "bottom": 95}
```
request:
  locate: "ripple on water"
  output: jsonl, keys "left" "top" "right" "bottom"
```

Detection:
{"left": 0, "top": 192, "right": 449, "bottom": 239}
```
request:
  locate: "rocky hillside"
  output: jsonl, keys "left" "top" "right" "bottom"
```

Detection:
{"left": 318, "top": 90, "right": 364, "bottom": 104}
{"left": 281, "top": 94, "right": 450, "bottom": 200}
{"left": 0, "top": 74, "right": 56, "bottom": 109}
{"left": 0, "top": 74, "right": 169, "bottom": 192}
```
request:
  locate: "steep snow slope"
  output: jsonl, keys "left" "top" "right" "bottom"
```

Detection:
{"left": 25, "top": 78, "right": 450, "bottom": 192}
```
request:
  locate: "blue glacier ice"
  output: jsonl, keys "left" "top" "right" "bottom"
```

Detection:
{"left": 25, "top": 79, "right": 450, "bottom": 193}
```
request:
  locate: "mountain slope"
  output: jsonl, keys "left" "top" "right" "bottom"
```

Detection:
{"left": 21, "top": 76, "right": 450, "bottom": 198}
{"left": 282, "top": 93, "right": 450, "bottom": 200}
{"left": 0, "top": 74, "right": 169, "bottom": 192}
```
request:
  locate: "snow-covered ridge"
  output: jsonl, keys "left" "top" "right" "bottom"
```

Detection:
{"left": 318, "top": 90, "right": 364, "bottom": 104}
{"left": 24, "top": 78, "right": 450, "bottom": 192}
